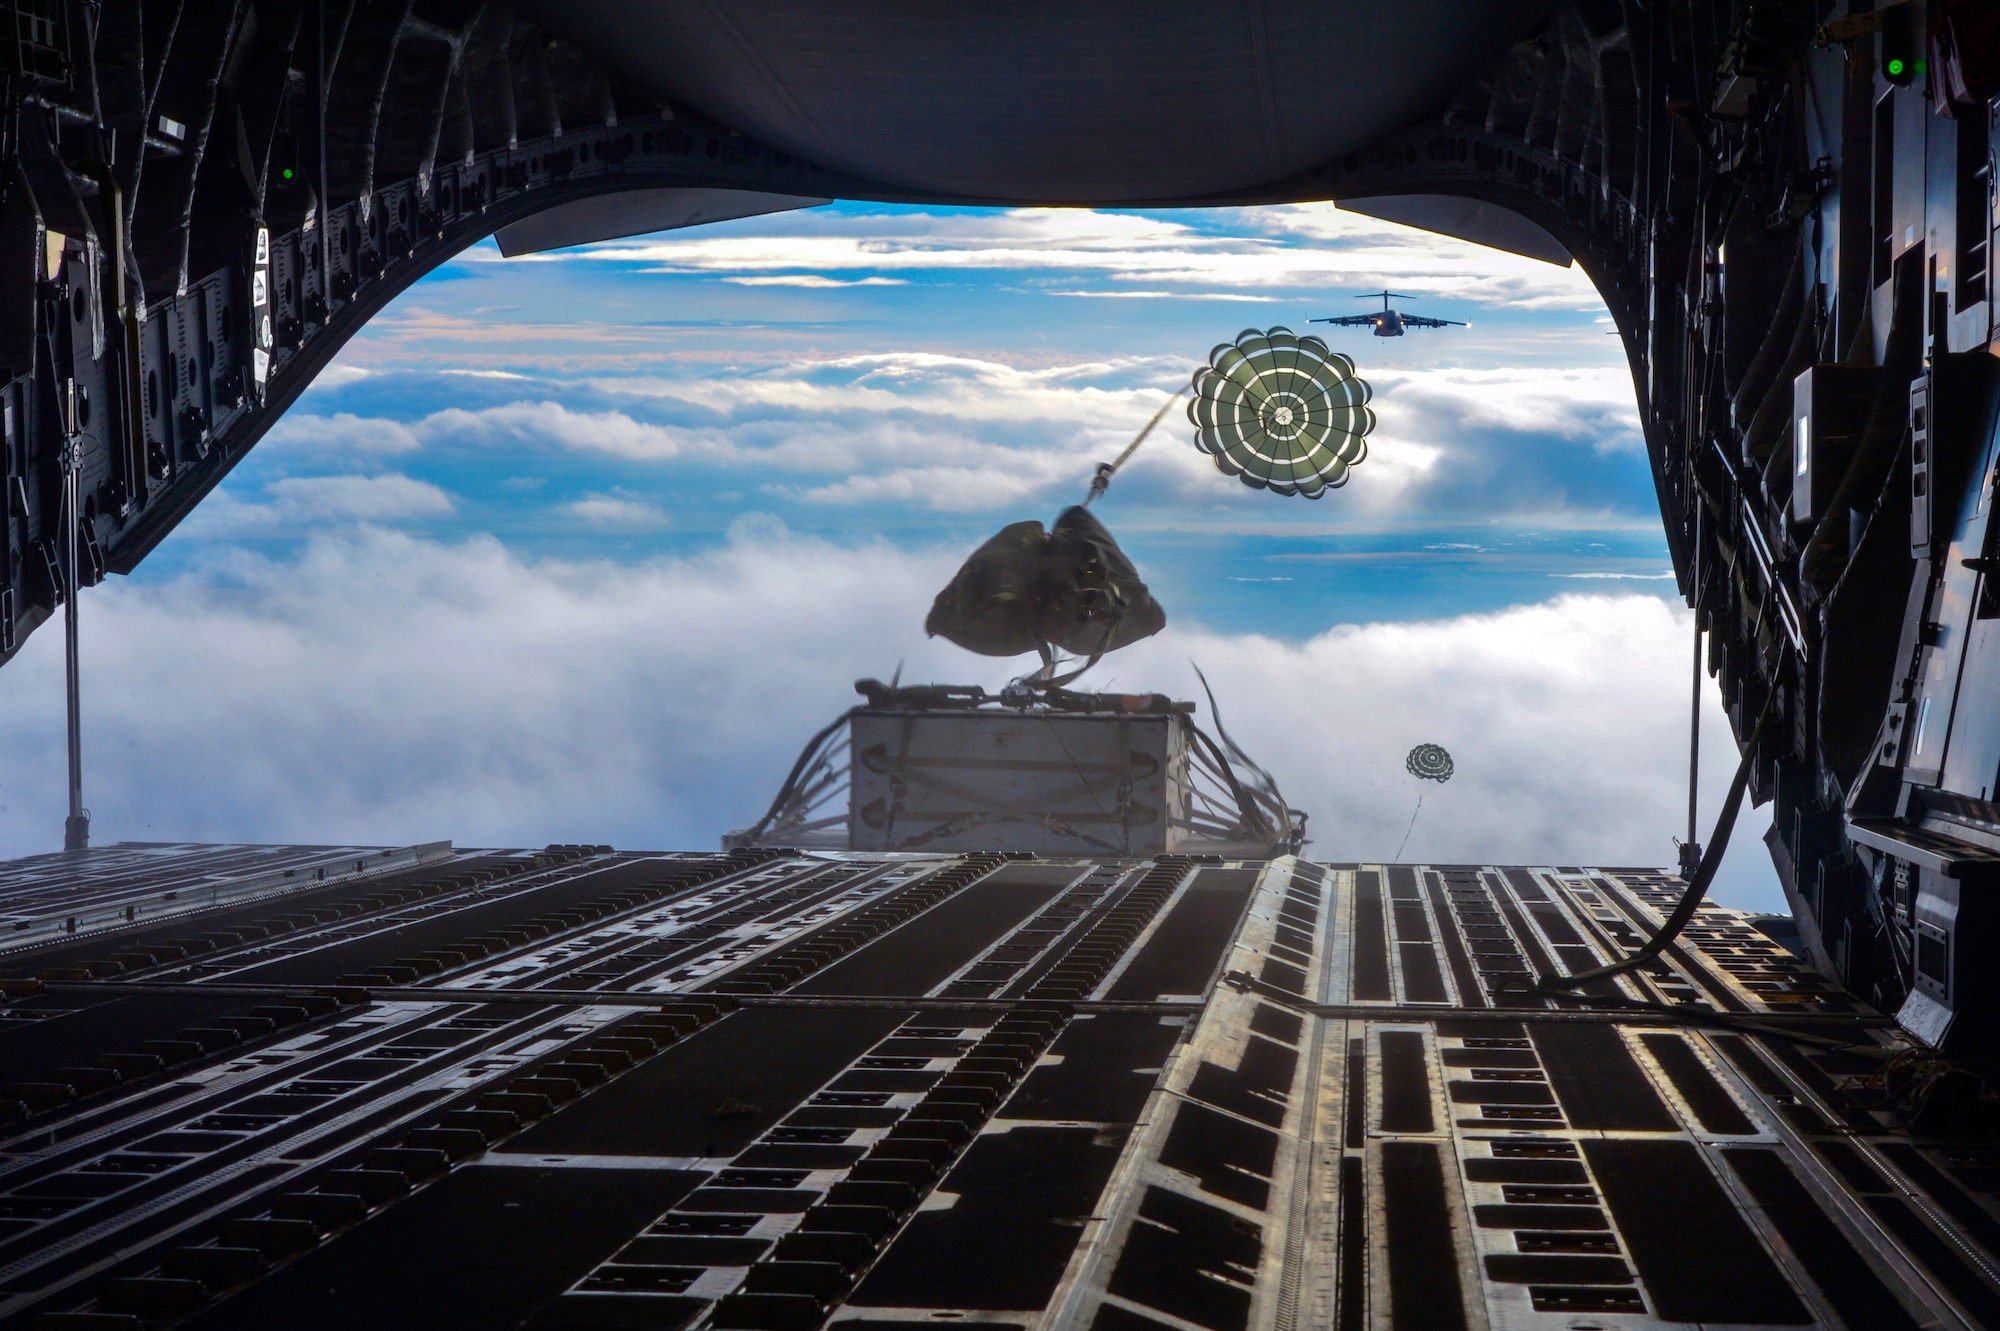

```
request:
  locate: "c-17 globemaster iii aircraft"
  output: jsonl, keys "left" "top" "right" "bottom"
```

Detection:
{"left": 1311, "top": 289, "right": 1468, "bottom": 336}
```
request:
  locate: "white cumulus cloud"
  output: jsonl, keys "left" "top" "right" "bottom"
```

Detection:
{"left": 183, "top": 474, "right": 455, "bottom": 534}
{"left": 519, "top": 203, "right": 1603, "bottom": 311}
{"left": 561, "top": 494, "right": 669, "bottom": 526}
{"left": 722, "top": 275, "right": 908, "bottom": 288}
{"left": 0, "top": 527, "right": 1778, "bottom": 911}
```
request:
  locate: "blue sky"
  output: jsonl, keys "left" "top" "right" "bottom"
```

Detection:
{"left": 0, "top": 200, "right": 1786, "bottom": 910}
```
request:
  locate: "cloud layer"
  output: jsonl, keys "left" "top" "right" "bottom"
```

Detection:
{"left": 0, "top": 527, "right": 1775, "bottom": 910}
{"left": 244, "top": 352, "right": 1648, "bottom": 527}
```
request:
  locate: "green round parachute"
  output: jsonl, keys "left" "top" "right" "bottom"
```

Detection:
{"left": 1406, "top": 743, "right": 1455, "bottom": 782}
{"left": 1188, "top": 327, "right": 1375, "bottom": 498}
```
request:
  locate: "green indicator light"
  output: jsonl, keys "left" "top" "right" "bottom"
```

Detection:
{"left": 1886, "top": 57, "right": 1905, "bottom": 76}
{"left": 281, "top": 167, "right": 294, "bottom": 180}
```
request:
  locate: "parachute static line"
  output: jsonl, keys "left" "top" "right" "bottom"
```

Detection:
{"left": 1087, "top": 391, "right": 1185, "bottom": 505}
{"left": 1394, "top": 795, "right": 1425, "bottom": 861}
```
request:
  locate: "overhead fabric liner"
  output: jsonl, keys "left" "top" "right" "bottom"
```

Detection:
{"left": 1337, "top": 195, "right": 1572, "bottom": 266}
{"left": 494, "top": 187, "right": 831, "bottom": 256}
{"left": 524, "top": 1, "right": 1549, "bottom": 200}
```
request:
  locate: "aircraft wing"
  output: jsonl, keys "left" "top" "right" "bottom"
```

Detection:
{"left": 1308, "top": 314, "right": 1380, "bottom": 326}
{"left": 1398, "top": 314, "right": 1467, "bottom": 328}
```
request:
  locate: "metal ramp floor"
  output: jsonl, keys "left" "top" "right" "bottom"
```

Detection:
{"left": 0, "top": 846, "right": 1990, "bottom": 1329}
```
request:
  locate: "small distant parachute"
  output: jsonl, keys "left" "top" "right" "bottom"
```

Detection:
{"left": 1189, "top": 327, "right": 1375, "bottom": 498}
{"left": 1406, "top": 744, "right": 1455, "bottom": 783}
{"left": 1395, "top": 743, "right": 1454, "bottom": 859}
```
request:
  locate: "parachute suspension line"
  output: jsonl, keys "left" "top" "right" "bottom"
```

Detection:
{"left": 1394, "top": 794, "right": 1424, "bottom": 862}
{"left": 1189, "top": 663, "right": 1294, "bottom": 846}
{"left": 1032, "top": 614, "right": 1122, "bottom": 690}
{"left": 1087, "top": 390, "right": 1185, "bottom": 505}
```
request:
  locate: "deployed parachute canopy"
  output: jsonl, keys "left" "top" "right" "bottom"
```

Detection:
{"left": 1190, "top": 326, "right": 1375, "bottom": 497}
{"left": 925, "top": 505, "right": 1165, "bottom": 666}
{"left": 1406, "top": 743, "right": 1456, "bottom": 782}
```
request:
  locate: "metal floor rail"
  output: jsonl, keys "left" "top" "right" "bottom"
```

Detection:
{"left": 0, "top": 845, "right": 1994, "bottom": 1330}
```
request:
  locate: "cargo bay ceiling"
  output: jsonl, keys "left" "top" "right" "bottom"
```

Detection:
{"left": 0, "top": 0, "right": 1677, "bottom": 671}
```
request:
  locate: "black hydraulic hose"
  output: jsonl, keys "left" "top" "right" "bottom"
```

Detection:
{"left": 1762, "top": 309, "right": 1850, "bottom": 502}
{"left": 1803, "top": 261, "right": 1923, "bottom": 587}
{"left": 1539, "top": 659, "right": 1782, "bottom": 993}
{"left": 1729, "top": 230, "right": 1807, "bottom": 430}
{"left": 1740, "top": 290, "right": 1820, "bottom": 464}
{"left": 1824, "top": 434, "right": 1913, "bottom": 612}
